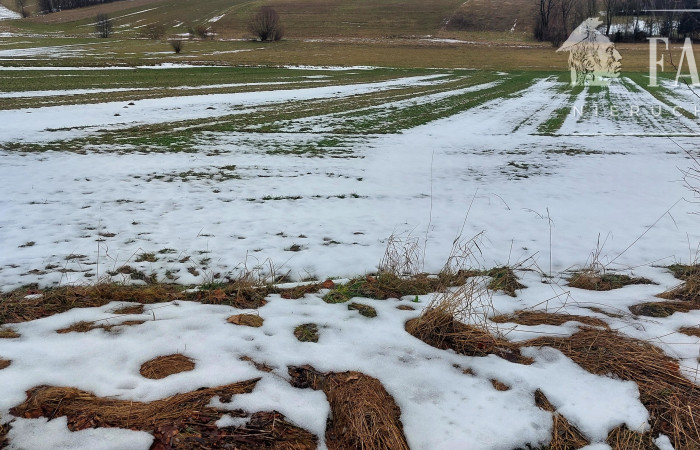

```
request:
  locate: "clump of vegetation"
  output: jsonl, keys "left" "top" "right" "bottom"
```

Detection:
{"left": 0, "top": 358, "right": 10, "bottom": 370}
{"left": 294, "top": 323, "right": 319, "bottom": 342}
{"left": 485, "top": 266, "right": 525, "bottom": 297}
{"left": 0, "top": 328, "right": 20, "bottom": 339}
{"left": 169, "top": 39, "right": 183, "bottom": 54}
{"left": 534, "top": 389, "right": 589, "bottom": 448}
{"left": 139, "top": 354, "right": 195, "bottom": 379}
{"left": 288, "top": 366, "right": 409, "bottom": 449}
{"left": 348, "top": 302, "right": 376, "bottom": 318}
{"left": 227, "top": 314, "right": 264, "bottom": 328}
{"left": 143, "top": 23, "right": 166, "bottom": 40}
{"left": 135, "top": 252, "right": 157, "bottom": 263}
{"left": 568, "top": 271, "right": 653, "bottom": 291}
{"left": 490, "top": 311, "right": 608, "bottom": 329}
{"left": 661, "top": 264, "right": 700, "bottom": 302}
{"left": 248, "top": 6, "right": 284, "bottom": 41}
{"left": 525, "top": 328, "right": 700, "bottom": 448}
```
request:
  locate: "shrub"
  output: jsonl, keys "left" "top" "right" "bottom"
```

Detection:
{"left": 169, "top": 39, "right": 183, "bottom": 54}
{"left": 143, "top": 23, "right": 165, "bottom": 40}
{"left": 248, "top": 6, "right": 283, "bottom": 41}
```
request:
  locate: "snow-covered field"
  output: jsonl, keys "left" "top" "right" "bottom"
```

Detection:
{"left": 1, "top": 65, "right": 700, "bottom": 448}
{"left": 0, "top": 70, "right": 698, "bottom": 290}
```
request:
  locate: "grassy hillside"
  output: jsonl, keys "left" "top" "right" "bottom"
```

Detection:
{"left": 0, "top": 0, "right": 535, "bottom": 39}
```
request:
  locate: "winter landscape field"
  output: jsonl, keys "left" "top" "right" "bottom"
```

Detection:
{"left": 1, "top": 1, "right": 700, "bottom": 449}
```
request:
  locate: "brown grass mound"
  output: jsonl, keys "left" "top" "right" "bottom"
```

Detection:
{"left": 659, "top": 265, "right": 700, "bottom": 303}
{"left": 568, "top": 272, "right": 654, "bottom": 291}
{"left": 0, "top": 328, "right": 20, "bottom": 339}
{"left": 534, "top": 389, "right": 589, "bottom": 449}
{"left": 227, "top": 314, "right": 264, "bottom": 327}
{"left": 606, "top": 425, "right": 657, "bottom": 450}
{"left": 628, "top": 301, "right": 695, "bottom": 318}
{"left": 0, "top": 421, "right": 8, "bottom": 449}
{"left": 56, "top": 319, "right": 145, "bottom": 334}
{"left": 240, "top": 356, "right": 274, "bottom": 373}
{"left": 139, "top": 354, "right": 195, "bottom": 380}
{"left": 348, "top": 302, "right": 377, "bottom": 318}
{"left": 294, "top": 323, "right": 319, "bottom": 343}
{"left": 280, "top": 283, "right": 323, "bottom": 299}
{"left": 0, "top": 282, "right": 274, "bottom": 326}
{"left": 9, "top": 380, "right": 316, "bottom": 449}
{"left": 486, "top": 267, "right": 525, "bottom": 297}
{"left": 111, "top": 304, "right": 144, "bottom": 315}
{"left": 490, "top": 379, "right": 510, "bottom": 391}
{"left": 10, "top": 380, "right": 258, "bottom": 428}
{"left": 0, "top": 358, "right": 10, "bottom": 370}
{"left": 680, "top": 327, "right": 700, "bottom": 338}
{"left": 525, "top": 328, "right": 700, "bottom": 448}
{"left": 406, "top": 311, "right": 532, "bottom": 364}
{"left": 490, "top": 311, "right": 608, "bottom": 329}
{"left": 289, "top": 365, "right": 409, "bottom": 450}
{"left": 323, "top": 273, "right": 438, "bottom": 303}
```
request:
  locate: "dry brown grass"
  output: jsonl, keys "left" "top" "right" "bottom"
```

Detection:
{"left": 525, "top": 329, "right": 700, "bottom": 448}
{"left": 485, "top": 266, "right": 525, "bottom": 297}
{"left": 0, "top": 328, "right": 20, "bottom": 339}
{"left": 568, "top": 272, "right": 654, "bottom": 291}
{"left": 10, "top": 380, "right": 258, "bottom": 427}
{"left": 139, "top": 354, "right": 195, "bottom": 380}
{"left": 660, "top": 265, "right": 700, "bottom": 303}
{"left": 0, "top": 282, "right": 276, "bottom": 326}
{"left": 606, "top": 425, "right": 657, "bottom": 450}
{"left": 289, "top": 365, "right": 409, "bottom": 450}
{"left": 0, "top": 358, "right": 10, "bottom": 370}
{"left": 56, "top": 319, "right": 145, "bottom": 334}
{"left": 406, "top": 312, "right": 531, "bottom": 364}
{"left": 294, "top": 323, "right": 319, "bottom": 343}
{"left": 0, "top": 421, "right": 8, "bottom": 449}
{"left": 111, "top": 304, "right": 144, "bottom": 315}
{"left": 490, "top": 379, "right": 510, "bottom": 391}
{"left": 490, "top": 311, "right": 609, "bottom": 329}
{"left": 534, "top": 389, "right": 589, "bottom": 449}
{"left": 227, "top": 313, "right": 264, "bottom": 327}
{"left": 8, "top": 379, "right": 316, "bottom": 448}
{"left": 629, "top": 301, "right": 696, "bottom": 318}
{"left": 680, "top": 327, "right": 700, "bottom": 338}
{"left": 239, "top": 355, "right": 274, "bottom": 373}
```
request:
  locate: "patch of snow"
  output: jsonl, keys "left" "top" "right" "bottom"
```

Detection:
{"left": 0, "top": 5, "right": 21, "bottom": 20}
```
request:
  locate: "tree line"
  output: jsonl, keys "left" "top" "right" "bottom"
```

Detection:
{"left": 37, "top": 0, "right": 124, "bottom": 14}
{"left": 535, "top": 0, "right": 700, "bottom": 44}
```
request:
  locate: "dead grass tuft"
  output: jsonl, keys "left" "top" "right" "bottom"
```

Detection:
{"left": 490, "top": 379, "right": 510, "bottom": 391}
{"left": 605, "top": 425, "right": 657, "bottom": 450}
{"left": 486, "top": 266, "right": 525, "bottom": 297}
{"left": 0, "top": 422, "right": 9, "bottom": 449}
{"left": 323, "top": 273, "right": 437, "bottom": 304}
{"left": 568, "top": 271, "right": 653, "bottom": 291}
{"left": 534, "top": 389, "right": 589, "bottom": 449}
{"left": 0, "top": 328, "right": 20, "bottom": 339}
{"left": 628, "top": 301, "right": 695, "bottom": 318}
{"left": 279, "top": 283, "right": 322, "bottom": 299}
{"left": 227, "top": 314, "right": 264, "bottom": 328}
{"left": 239, "top": 356, "right": 274, "bottom": 373}
{"left": 406, "top": 313, "right": 531, "bottom": 364}
{"left": 139, "top": 354, "right": 195, "bottom": 379}
{"left": 525, "top": 328, "right": 700, "bottom": 448}
{"left": 56, "top": 319, "right": 145, "bottom": 334}
{"left": 7, "top": 380, "right": 315, "bottom": 448}
{"left": 660, "top": 264, "right": 700, "bottom": 303}
{"left": 0, "top": 358, "right": 10, "bottom": 370}
{"left": 294, "top": 323, "right": 319, "bottom": 343}
{"left": 288, "top": 365, "right": 409, "bottom": 450}
{"left": 396, "top": 305, "right": 415, "bottom": 311}
{"left": 111, "top": 304, "right": 144, "bottom": 315}
{"left": 490, "top": 311, "right": 609, "bottom": 329}
{"left": 680, "top": 326, "right": 700, "bottom": 338}
{"left": 348, "top": 302, "right": 377, "bottom": 318}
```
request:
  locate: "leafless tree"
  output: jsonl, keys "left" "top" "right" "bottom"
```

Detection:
{"left": 602, "top": 0, "right": 618, "bottom": 35}
{"left": 559, "top": 0, "right": 577, "bottom": 36}
{"left": 170, "top": 39, "right": 183, "bottom": 53}
{"left": 248, "top": 6, "right": 284, "bottom": 41}
{"left": 15, "top": 0, "right": 28, "bottom": 18}
{"left": 95, "top": 13, "right": 112, "bottom": 38}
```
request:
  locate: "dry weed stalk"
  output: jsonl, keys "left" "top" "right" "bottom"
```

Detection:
{"left": 378, "top": 232, "right": 421, "bottom": 277}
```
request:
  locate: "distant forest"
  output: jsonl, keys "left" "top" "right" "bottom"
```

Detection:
{"left": 37, "top": 0, "right": 125, "bottom": 14}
